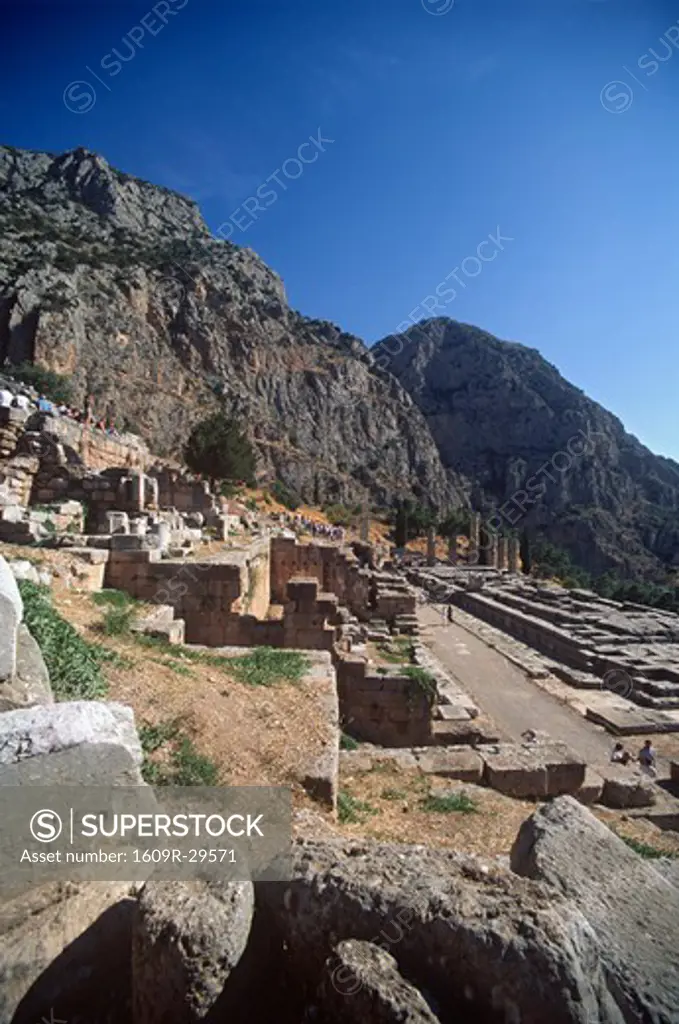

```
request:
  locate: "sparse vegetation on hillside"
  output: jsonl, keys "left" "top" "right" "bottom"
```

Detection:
{"left": 19, "top": 580, "right": 110, "bottom": 699}
{"left": 531, "top": 538, "right": 679, "bottom": 612}
{"left": 138, "top": 717, "right": 219, "bottom": 785}
{"left": 5, "top": 361, "right": 73, "bottom": 404}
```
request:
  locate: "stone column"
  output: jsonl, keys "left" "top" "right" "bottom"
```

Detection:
{"left": 447, "top": 535, "right": 458, "bottom": 565}
{"left": 468, "top": 512, "right": 480, "bottom": 565}
{"left": 426, "top": 525, "right": 436, "bottom": 566}
{"left": 497, "top": 536, "right": 508, "bottom": 571}
{"left": 508, "top": 536, "right": 521, "bottom": 573}
{"left": 488, "top": 531, "right": 498, "bottom": 569}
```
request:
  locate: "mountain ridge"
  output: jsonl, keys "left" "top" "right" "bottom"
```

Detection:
{"left": 0, "top": 143, "right": 677, "bottom": 580}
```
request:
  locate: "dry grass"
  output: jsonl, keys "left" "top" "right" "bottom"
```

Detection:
{"left": 338, "top": 761, "right": 679, "bottom": 857}
{"left": 337, "top": 762, "right": 535, "bottom": 856}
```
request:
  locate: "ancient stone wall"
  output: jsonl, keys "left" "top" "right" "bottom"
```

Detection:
{"left": 336, "top": 653, "right": 434, "bottom": 747}
{"left": 271, "top": 537, "right": 372, "bottom": 619}
{"left": 105, "top": 543, "right": 337, "bottom": 650}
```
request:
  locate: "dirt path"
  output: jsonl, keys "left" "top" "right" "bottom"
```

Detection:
{"left": 418, "top": 604, "right": 626, "bottom": 771}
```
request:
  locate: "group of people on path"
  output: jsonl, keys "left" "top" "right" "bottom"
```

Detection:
{"left": 0, "top": 383, "right": 123, "bottom": 438}
{"left": 611, "top": 739, "right": 658, "bottom": 777}
{"left": 280, "top": 511, "right": 345, "bottom": 543}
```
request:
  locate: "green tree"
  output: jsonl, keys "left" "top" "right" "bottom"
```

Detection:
{"left": 184, "top": 412, "right": 256, "bottom": 486}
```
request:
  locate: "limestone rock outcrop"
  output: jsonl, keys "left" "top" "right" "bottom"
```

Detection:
{"left": 510, "top": 795, "right": 679, "bottom": 1024}
{"left": 374, "top": 318, "right": 679, "bottom": 578}
{"left": 0, "top": 145, "right": 452, "bottom": 511}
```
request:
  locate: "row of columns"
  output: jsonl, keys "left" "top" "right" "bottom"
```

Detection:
{"left": 425, "top": 512, "right": 521, "bottom": 572}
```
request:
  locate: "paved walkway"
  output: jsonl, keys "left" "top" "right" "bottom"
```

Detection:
{"left": 418, "top": 604, "right": 625, "bottom": 770}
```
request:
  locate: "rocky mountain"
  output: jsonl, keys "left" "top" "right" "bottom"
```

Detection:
{"left": 374, "top": 319, "right": 679, "bottom": 580}
{"left": 1, "top": 144, "right": 677, "bottom": 580}
{"left": 0, "top": 144, "right": 452, "bottom": 511}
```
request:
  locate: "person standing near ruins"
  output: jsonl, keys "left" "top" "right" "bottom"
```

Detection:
{"left": 638, "top": 739, "right": 657, "bottom": 776}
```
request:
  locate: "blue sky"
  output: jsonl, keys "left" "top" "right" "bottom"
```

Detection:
{"left": 2, "top": 0, "right": 678, "bottom": 458}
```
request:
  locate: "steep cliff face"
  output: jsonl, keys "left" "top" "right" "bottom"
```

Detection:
{"left": 374, "top": 319, "right": 679, "bottom": 579}
{"left": 0, "top": 144, "right": 452, "bottom": 510}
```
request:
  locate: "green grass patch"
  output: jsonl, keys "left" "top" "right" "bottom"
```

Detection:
{"left": 138, "top": 719, "right": 219, "bottom": 786}
{"left": 170, "top": 737, "right": 219, "bottom": 786}
{"left": 100, "top": 605, "right": 136, "bottom": 636}
{"left": 337, "top": 790, "right": 378, "bottom": 824}
{"left": 421, "top": 792, "right": 478, "bottom": 814}
{"left": 226, "top": 647, "right": 309, "bottom": 687}
{"left": 138, "top": 719, "right": 180, "bottom": 754}
{"left": 376, "top": 638, "right": 413, "bottom": 664}
{"left": 134, "top": 637, "right": 308, "bottom": 686}
{"left": 339, "top": 732, "right": 359, "bottom": 751}
{"left": 18, "top": 580, "right": 109, "bottom": 700}
{"left": 618, "top": 833, "right": 677, "bottom": 860}
{"left": 92, "top": 588, "right": 136, "bottom": 609}
{"left": 381, "top": 787, "right": 406, "bottom": 801}
{"left": 150, "top": 657, "right": 195, "bottom": 677}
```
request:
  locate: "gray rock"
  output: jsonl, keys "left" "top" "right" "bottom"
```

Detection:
{"left": 261, "top": 838, "right": 623, "bottom": 1024}
{"left": 316, "top": 939, "right": 441, "bottom": 1022}
{"left": 0, "top": 553, "right": 22, "bottom": 680}
{"left": 132, "top": 878, "right": 254, "bottom": 1023}
{"left": 0, "top": 144, "right": 453, "bottom": 512}
{"left": 600, "top": 766, "right": 657, "bottom": 808}
{"left": 0, "top": 879, "right": 136, "bottom": 1024}
{"left": 0, "top": 700, "right": 142, "bottom": 767}
{"left": 510, "top": 796, "right": 679, "bottom": 1024}
{"left": 7, "top": 558, "right": 40, "bottom": 584}
{"left": 374, "top": 319, "right": 679, "bottom": 578}
{"left": 652, "top": 858, "right": 679, "bottom": 888}
{"left": 0, "top": 623, "right": 53, "bottom": 711}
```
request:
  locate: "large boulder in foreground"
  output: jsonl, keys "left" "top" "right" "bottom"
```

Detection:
{"left": 132, "top": 879, "right": 255, "bottom": 1023}
{"left": 510, "top": 796, "right": 679, "bottom": 1024}
{"left": 260, "top": 838, "right": 623, "bottom": 1023}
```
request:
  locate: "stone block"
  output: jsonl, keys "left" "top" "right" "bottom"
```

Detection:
{"left": 316, "top": 940, "right": 440, "bottom": 1022}
{"left": 0, "top": 623, "right": 53, "bottom": 712}
{"left": 0, "top": 553, "right": 23, "bottom": 681}
{"left": 106, "top": 510, "right": 130, "bottom": 535}
{"left": 480, "top": 742, "right": 586, "bottom": 799}
{"left": 574, "top": 766, "right": 604, "bottom": 805}
{"left": 0, "top": 701, "right": 142, "bottom": 769}
{"left": 415, "top": 748, "right": 483, "bottom": 782}
{"left": 599, "top": 767, "right": 657, "bottom": 808}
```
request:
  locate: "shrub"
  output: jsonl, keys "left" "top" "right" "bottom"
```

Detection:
{"left": 403, "top": 666, "right": 438, "bottom": 703}
{"left": 5, "top": 362, "right": 73, "bottom": 405}
{"left": 324, "top": 504, "right": 354, "bottom": 527}
{"left": 337, "top": 791, "right": 377, "bottom": 824}
{"left": 271, "top": 480, "right": 301, "bottom": 511}
{"left": 100, "top": 605, "right": 136, "bottom": 636}
{"left": 339, "top": 732, "right": 359, "bottom": 751}
{"left": 18, "top": 580, "right": 108, "bottom": 700}
{"left": 184, "top": 412, "right": 256, "bottom": 486}
{"left": 421, "top": 792, "right": 478, "bottom": 814}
